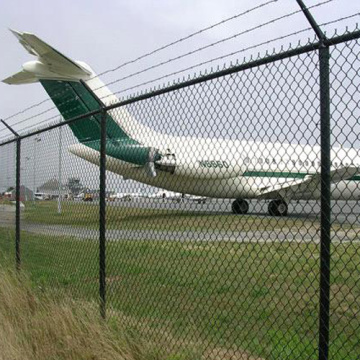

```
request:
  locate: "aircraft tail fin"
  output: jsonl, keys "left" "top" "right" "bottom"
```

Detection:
{"left": 40, "top": 79, "right": 129, "bottom": 143}
{"left": 2, "top": 29, "right": 132, "bottom": 144}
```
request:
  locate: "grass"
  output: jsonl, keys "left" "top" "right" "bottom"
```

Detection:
{"left": 0, "top": 198, "right": 13, "bottom": 205}
{"left": 23, "top": 200, "right": 360, "bottom": 235}
{"left": 0, "top": 264, "right": 206, "bottom": 360}
{"left": 0, "top": 225, "right": 359, "bottom": 359}
{"left": 23, "top": 200, "right": 333, "bottom": 233}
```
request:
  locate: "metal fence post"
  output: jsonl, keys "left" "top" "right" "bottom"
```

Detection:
{"left": 319, "top": 45, "right": 331, "bottom": 360}
{"left": 57, "top": 120, "right": 63, "bottom": 214}
{"left": 15, "top": 137, "right": 21, "bottom": 270}
{"left": 295, "top": 3, "right": 331, "bottom": 359}
{"left": 99, "top": 109, "right": 107, "bottom": 319}
{"left": 1, "top": 120, "right": 21, "bottom": 270}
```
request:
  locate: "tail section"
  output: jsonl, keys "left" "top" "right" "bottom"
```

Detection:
{"left": 2, "top": 29, "right": 132, "bottom": 144}
{"left": 40, "top": 79, "right": 129, "bottom": 143}
{"left": 2, "top": 30, "right": 168, "bottom": 176}
{"left": 3, "top": 29, "right": 92, "bottom": 84}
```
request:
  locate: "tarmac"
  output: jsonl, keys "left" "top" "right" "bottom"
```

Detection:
{"left": 0, "top": 201, "right": 359, "bottom": 244}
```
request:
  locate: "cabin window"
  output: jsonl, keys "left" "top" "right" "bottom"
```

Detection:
{"left": 265, "top": 158, "right": 270, "bottom": 165}
{"left": 311, "top": 161, "right": 315, "bottom": 167}
{"left": 299, "top": 160, "right": 303, "bottom": 166}
{"left": 258, "top": 158, "right": 263, "bottom": 164}
{"left": 304, "top": 160, "right": 309, "bottom": 167}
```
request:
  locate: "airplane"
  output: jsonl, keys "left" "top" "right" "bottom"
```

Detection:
{"left": 148, "top": 190, "right": 184, "bottom": 202}
{"left": 147, "top": 190, "right": 207, "bottom": 204}
{"left": 183, "top": 194, "right": 207, "bottom": 204}
{"left": 108, "top": 192, "right": 137, "bottom": 201}
{"left": 3, "top": 30, "right": 360, "bottom": 217}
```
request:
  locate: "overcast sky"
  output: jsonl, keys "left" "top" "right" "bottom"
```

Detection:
{"left": 1, "top": 0, "right": 359, "bottom": 138}
{"left": 0, "top": 0, "right": 360, "bottom": 192}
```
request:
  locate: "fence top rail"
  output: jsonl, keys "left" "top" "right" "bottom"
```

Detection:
{"left": 0, "top": 27, "right": 359, "bottom": 147}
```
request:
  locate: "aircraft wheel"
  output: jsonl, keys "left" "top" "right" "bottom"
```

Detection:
{"left": 268, "top": 199, "right": 288, "bottom": 216}
{"left": 232, "top": 199, "right": 249, "bottom": 215}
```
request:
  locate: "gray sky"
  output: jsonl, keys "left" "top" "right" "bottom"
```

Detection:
{"left": 1, "top": 0, "right": 359, "bottom": 137}
{"left": 0, "top": 0, "right": 360, "bottom": 193}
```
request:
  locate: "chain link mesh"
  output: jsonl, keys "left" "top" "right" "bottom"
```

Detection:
{"left": 0, "top": 29, "right": 359, "bottom": 360}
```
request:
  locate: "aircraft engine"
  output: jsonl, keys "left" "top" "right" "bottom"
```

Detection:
{"left": 155, "top": 152, "right": 176, "bottom": 175}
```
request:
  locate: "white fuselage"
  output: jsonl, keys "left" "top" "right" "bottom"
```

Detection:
{"left": 69, "top": 132, "right": 360, "bottom": 201}
{"left": 5, "top": 32, "right": 360, "bottom": 204}
{"left": 73, "top": 71, "right": 360, "bottom": 202}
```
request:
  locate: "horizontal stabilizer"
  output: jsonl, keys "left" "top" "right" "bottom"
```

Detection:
{"left": 3, "top": 70, "right": 38, "bottom": 85}
{"left": 2, "top": 29, "right": 92, "bottom": 84}
{"left": 256, "top": 166, "right": 359, "bottom": 200}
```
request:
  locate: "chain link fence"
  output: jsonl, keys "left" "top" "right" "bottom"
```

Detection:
{"left": 0, "top": 26, "right": 359, "bottom": 360}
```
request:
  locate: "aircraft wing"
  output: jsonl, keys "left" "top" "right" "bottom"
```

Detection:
{"left": 256, "top": 166, "right": 359, "bottom": 201}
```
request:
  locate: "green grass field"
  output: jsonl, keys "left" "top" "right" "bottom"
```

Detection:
{"left": 0, "top": 198, "right": 14, "bottom": 205}
{"left": 0, "top": 211, "right": 359, "bottom": 360}
{"left": 22, "top": 200, "right": 357, "bottom": 234}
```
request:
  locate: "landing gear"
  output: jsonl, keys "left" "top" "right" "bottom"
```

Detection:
{"left": 232, "top": 199, "right": 249, "bottom": 215}
{"left": 268, "top": 199, "right": 288, "bottom": 216}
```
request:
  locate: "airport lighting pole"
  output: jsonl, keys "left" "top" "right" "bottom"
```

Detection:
{"left": 3, "top": 150, "right": 7, "bottom": 193}
{"left": 57, "top": 121, "right": 63, "bottom": 214}
{"left": 4, "top": 147, "right": 9, "bottom": 191}
{"left": 25, "top": 157, "right": 30, "bottom": 201}
{"left": 32, "top": 136, "right": 41, "bottom": 204}
{"left": 20, "top": 167, "right": 26, "bottom": 200}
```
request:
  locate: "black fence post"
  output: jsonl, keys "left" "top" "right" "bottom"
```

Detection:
{"left": 295, "top": 2, "right": 331, "bottom": 359}
{"left": 1, "top": 120, "right": 21, "bottom": 270}
{"left": 15, "top": 137, "right": 21, "bottom": 270}
{"left": 319, "top": 45, "right": 331, "bottom": 360}
{"left": 99, "top": 109, "right": 107, "bottom": 319}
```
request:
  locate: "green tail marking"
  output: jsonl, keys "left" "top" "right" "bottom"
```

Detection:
{"left": 40, "top": 80, "right": 157, "bottom": 166}
{"left": 41, "top": 80, "right": 131, "bottom": 142}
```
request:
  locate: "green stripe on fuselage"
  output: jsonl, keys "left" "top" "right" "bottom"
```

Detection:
{"left": 243, "top": 171, "right": 308, "bottom": 179}
{"left": 243, "top": 171, "right": 360, "bottom": 181}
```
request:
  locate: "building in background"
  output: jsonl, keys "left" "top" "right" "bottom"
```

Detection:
{"left": 37, "top": 178, "right": 69, "bottom": 199}
{"left": 9, "top": 186, "right": 33, "bottom": 202}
